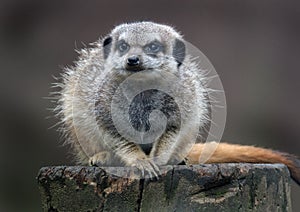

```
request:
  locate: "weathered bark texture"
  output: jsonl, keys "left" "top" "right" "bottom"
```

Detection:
{"left": 37, "top": 164, "right": 292, "bottom": 212}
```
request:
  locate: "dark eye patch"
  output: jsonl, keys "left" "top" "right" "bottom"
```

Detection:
{"left": 116, "top": 39, "right": 130, "bottom": 54}
{"left": 144, "top": 41, "right": 164, "bottom": 55}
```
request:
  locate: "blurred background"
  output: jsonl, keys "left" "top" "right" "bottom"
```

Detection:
{"left": 0, "top": 0, "right": 299, "bottom": 211}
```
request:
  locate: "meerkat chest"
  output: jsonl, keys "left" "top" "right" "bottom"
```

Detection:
{"left": 95, "top": 88, "right": 181, "bottom": 132}
{"left": 128, "top": 89, "right": 181, "bottom": 132}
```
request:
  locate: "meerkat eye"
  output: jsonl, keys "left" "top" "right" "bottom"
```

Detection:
{"left": 144, "top": 42, "right": 162, "bottom": 54}
{"left": 117, "top": 41, "right": 130, "bottom": 53}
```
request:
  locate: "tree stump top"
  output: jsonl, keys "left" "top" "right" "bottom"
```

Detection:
{"left": 37, "top": 164, "right": 292, "bottom": 212}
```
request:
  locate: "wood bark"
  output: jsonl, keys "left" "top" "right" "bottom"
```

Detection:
{"left": 37, "top": 164, "right": 292, "bottom": 212}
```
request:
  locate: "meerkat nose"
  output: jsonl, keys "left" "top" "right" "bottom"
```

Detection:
{"left": 127, "top": 55, "right": 140, "bottom": 66}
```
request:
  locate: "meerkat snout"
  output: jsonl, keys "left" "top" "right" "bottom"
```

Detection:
{"left": 126, "top": 55, "right": 143, "bottom": 71}
{"left": 127, "top": 55, "right": 140, "bottom": 66}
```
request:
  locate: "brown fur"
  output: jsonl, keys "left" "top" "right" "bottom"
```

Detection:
{"left": 187, "top": 142, "right": 300, "bottom": 185}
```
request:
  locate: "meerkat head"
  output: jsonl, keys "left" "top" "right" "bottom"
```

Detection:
{"left": 102, "top": 21, "right": 186, "bottom": 74}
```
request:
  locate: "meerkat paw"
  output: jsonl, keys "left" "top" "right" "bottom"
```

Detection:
{"left": 131, "top": 158, "right": 161, "bottom": 179}
{"left": 89, "top": 151, "right": 111, "bottom": 166}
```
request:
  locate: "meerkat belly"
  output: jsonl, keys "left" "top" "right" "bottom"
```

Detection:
{"left": 129, "top": 89, "right": 181, "bottom": 154}
{"left": 95, "top": 88, "right": 181, "bottom": 155}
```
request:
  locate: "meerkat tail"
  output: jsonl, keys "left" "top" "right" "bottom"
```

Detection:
{"left": 187, "top": 142, "right": 300, "bottom": 185}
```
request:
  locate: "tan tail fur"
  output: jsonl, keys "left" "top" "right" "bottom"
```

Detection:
{"left": 187, "top": 142, "right": 300, "bottom": 185}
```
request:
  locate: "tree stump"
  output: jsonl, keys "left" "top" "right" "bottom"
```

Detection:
{"left": 37, "top": 164, "right": 292, "bottom": 212}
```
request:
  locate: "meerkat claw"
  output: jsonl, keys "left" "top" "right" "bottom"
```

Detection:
{"left": 89, "top": 151, "right": 111, "bottom": 166}
{"left": 132, "top": 159, "right": 161, "bottom": 179}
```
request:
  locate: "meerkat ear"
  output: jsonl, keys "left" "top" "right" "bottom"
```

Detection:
{"left": 103, "top": 36, "right": 112, "bottom": 59}
{"left": 173, "top": 39, "right": 186, "bottom": 67}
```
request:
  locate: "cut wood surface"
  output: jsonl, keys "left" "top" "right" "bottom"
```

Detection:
{"left": 37, "top": 164, "right": 292, "bottom": 212}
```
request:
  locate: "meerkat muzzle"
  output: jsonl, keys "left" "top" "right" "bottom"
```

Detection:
{"left": 127, "top": 55, "right": 140, "bottom": 66}
{"left": 126, "top": 55, "right": 144, "bottom": 71}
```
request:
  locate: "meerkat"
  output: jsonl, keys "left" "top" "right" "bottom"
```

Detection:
{"left": 54, "top": 21, "right": 300, "bottom": 184}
